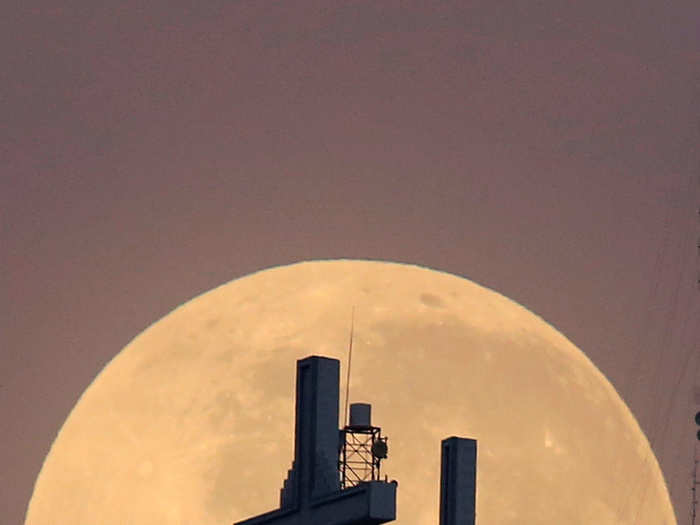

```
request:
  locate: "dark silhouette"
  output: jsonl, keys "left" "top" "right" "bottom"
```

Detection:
{"left": 234, "top": 355, "right": 477, "bottom": 524}
{"left": 440, "top": 437, "right": 477, "bottom": 525}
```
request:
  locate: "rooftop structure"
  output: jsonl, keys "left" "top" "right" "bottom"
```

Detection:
{"left": 233, "top": 355, "right": 477, "bottom": 525}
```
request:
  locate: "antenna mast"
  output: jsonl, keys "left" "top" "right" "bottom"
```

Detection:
{"left": 343, "top": 306, "right": 355, "bottom": 427}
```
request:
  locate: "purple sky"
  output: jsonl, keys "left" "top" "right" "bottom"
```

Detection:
{"left": 2, "top": 2, "right": 699, "bottom": 523}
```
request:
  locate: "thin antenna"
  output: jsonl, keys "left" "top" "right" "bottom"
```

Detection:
{"left": 343, "top": 306, "right": 355, "bottom": 427}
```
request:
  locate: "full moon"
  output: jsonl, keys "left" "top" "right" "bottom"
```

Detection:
{"left": 25, "top": 260, "right": 676, "bottom": 524}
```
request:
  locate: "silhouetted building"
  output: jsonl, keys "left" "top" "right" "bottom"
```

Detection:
{"left": 234, "top": 356, "right": 396, "bottom": 525}
{"left": 440, "top": 437, "right": 477, "bottom": 525}
{"left": 233, "top": 355, "right": 477, "bottom": 525}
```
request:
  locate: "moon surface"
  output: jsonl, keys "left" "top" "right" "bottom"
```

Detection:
{"left": 25, "top": 260, "right": 676, "bottom": 524}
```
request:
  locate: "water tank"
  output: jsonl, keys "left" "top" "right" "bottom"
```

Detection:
{"left": 349, "top": 403, "right": 372, "bottom": 429}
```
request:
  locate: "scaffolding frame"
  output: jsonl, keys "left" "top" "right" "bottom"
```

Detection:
{"left": 339, "top": 425, "right": 387, "bottom": 489}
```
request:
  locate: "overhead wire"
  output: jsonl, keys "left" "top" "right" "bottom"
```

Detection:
{"left": 647, "top": 219, "right": 689, "bottom": 436}
{"left": 628, "top": 171, "right": 699, "bottom": 523}
{"left": 616, "top": 187, "right": 676, "bottom": 519}
{"left": 631, "top": 221, "right": 695, "bottom": 524}
{"left": 622, "top": 185, "right": 675, "bottom": 405}
{"left": 613, "top": 173, "right": 696, "bottom": 521}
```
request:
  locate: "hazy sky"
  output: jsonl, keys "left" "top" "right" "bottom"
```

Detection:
{"left": 2, "top": 2, "right": 699, "bottom": 523}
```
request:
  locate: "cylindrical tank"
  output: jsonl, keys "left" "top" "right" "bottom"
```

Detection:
{"left": 349, "top": 402, "right": 372, "bottom": 429}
